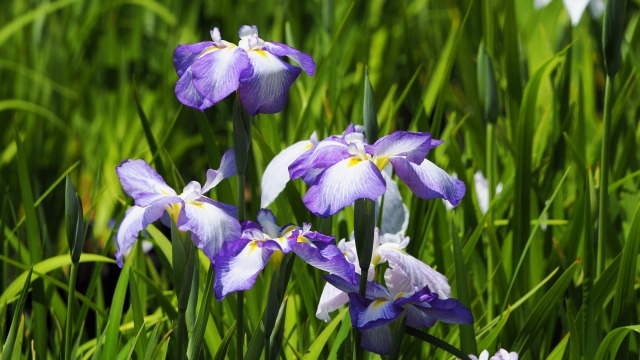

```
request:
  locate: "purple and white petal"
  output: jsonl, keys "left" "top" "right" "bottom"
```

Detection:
{"left": 360, "top": 326, "right": 393, "bottom": 355}
{"left": 175, "top": 68, "right": 215, "bottom": 111}
{"left": 116, "top": 159, "right": 180, "bottom": 207}
{"left": 303, "top": 158, "right": 386, "bottom": 217}
{"left": 115, "top": 204, "right": 167, "bottom": 267}
{"left": 391, "top": 157, "right": 465, "bottom": 206}
{"left": 378, "top": 168, "right": 409, "bottom": 235}
{"left": 288, "top": 137, "right": 349, "bottom": 183}
{"left": 261, "top": 139, "right": 315, "bottom": 208}
{"left": 202, "top": 148, "right": 237, "bottom": 193}
{"left": 238, "top": 50, "right": 301, "bottom": 115}
{"left": 173, "top": 41, "right": 216, "bottom": 77}
{"left": 324, "top": 274, "right": 390, "bottom": 299}
{"left": 292, "top": 241, "right": 356, "bottom": 283}
{"left": 214, "top": 238, "right": 272, "bottom": 300}
{"left": 256, "top": 209, "right": 280, "bottom": 238}
{"left": 191, "top": 46, "right": 250, "bottom": 105}
{"left": 408, "top": 297, "right": 474, "bottom": 327}
{"left": 347, "top": 293, "right": 402, "bottom": 330}
{"left": 368, "top": 131, "right": 440, "bottom": 164}
{"left": 177, "top": 197, "right": 241, "bottom": 261}
{"left": 316, "top": 283, "right": 349, "bottom": 322}
{"left": 263, "top": 42, "right": 315, "bottom": 75}
{"left": 491, "top": 349, "right": 519, "bottom": 360}
{"left": 380, "top": 246, "right": 451, "bottom": 299}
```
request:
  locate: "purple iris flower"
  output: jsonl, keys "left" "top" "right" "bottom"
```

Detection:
{"left": 115, "top": 149, "right": 241, "bottom": 267}
{"left": 213, "top": 209, "right": 355, "bottom": 301}
{"left": 324, "top": 274, "right": 473, "bottom": 355}
{"left": 288, "top": 129, "right": 466, "bottom": 217}
{"left": 173, "top": 25, "right": 315, "bottom": 114}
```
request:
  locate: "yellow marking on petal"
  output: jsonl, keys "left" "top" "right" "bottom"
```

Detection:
{"left": 372, "top": 299, "right": 387, "bottom": 309}
{"left": 304, "top": 143, "right": 314, "bottom": 150}
{"left": 166, "top": 203, "right": 182, "bottom": 222}
{"left": 394, "top": 292, "right": 405, "bottom": 300}
{"left": 252, "top": 49, "right": 268, "bottom": 57}
{"left": 270, "top": 250, "right": 284, "bottom": 269}
{"left": 375, "top": 156, "right": 390, "bottom": 170}
{"left": 371, "top": 253, "right": 381, "bottom": 266}
{"left": 199, "top": 45, "right": 222, "bottom": 58}
{"left": 297, "top": 236, "right": 311, "bottom": 244}
{"left": 248, "top": 241, "right": 260, "bottom": 253}
{"left": 347, "top": 157, "right": 362, "bottom": 167}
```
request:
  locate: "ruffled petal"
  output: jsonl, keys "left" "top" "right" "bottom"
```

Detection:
{"left": 408, "top": 296, "right": 474, "bottom": 328}
{"left": 316, "top": 283, "right": 350, "bottom": 321}
{"left": 238, "top": 49, "right": 301, "bottom": 115}
{"left": 173, "top": 41, "right": 216, "bottom": 77}
{"left": 289, "top": 137, "right": 350, "bottom": 184}
{"left": 292, "top": 241, "right": 356, "bottom": 283}
{"left": 368, "top": 131, "right": 440, "bottom": 164}
{"left": 379, "top": 247, "right": 451, "bottom": 299}
{"left": 191, "top": 46, "right": 250, "bottom": 105}
{"left": 177, "top": 197, "right": 241, "bottom": 261}
{"left": 563, "top": 0, "right": 589, "bottom": 25}
{"left": 115, "top": 204, "right": 167, "bottom": 267}
{"left": 202, "top": 148, "right": 237, "bottom": 193}
{"left": 303, "top": 158, "right": 386, "bottom": 217}
{"left": 261, "top": 139, "right": 315, "bottom": 208}
{"left": 391, "top": 157, "right": 465, "bottom": 206}
{"left": 175, "top": 68, "right": 214, "bottom": 111}
{"left": 378, "top": 169, "right": 409, "bottom": 235}
{"left": 263, "top": 42, "right": 316, "bottom": 75}
{"left": 116, "top": 159, "right": 179, "bottom": 207}
{"left": 348, "top": 293, "right": 402, "bottom": 330}
{"left": 360, "top": 326, "right": 393, "bottom": 355}
{"left": 214, "top": 238, "right": 272, "bottom": 300}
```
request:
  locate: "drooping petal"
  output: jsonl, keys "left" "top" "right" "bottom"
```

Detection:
{"left": 316, "top": 283, "right": 350, "bottom": 321}
{"left": 391, "top": 157, "right": 465, "bottom": 206}
{"left": 563, "top": 0, "right": 590, "bottom": 25}
{"left": 116, "top": 159, "right": 180, "bottom": 207}
{"left": 368, "top": 131, "right": 440, "bottom": 164}
{"left": 303, "top": 158, "right": 386, "bottom": 217}
{"left": 378, "top": 169, "right": 409, "bottom": 235}
{"left": 214, "top": 238, "right": 272, "bottom": 300}
{"left": 347, "top": 293, "right": 402, "bottom": 330}
{"left": 379, "top": 246, "right": 451, "bottom": 299}
{"left": 175, "top": 68, "right": 215, "bottom": 111}
{"left": 407, "top": 297, "right": 474, "bottom": 328}
{"left": 173, "top": 41, "right": 216, "bottom": 77}
{"left": 360, "top": 326, "right": 393, "bottom": 355}
{"left": 292, "top": 240, "right": 356, "bottom": 283}
{"left": 261, "top": 139, "right": 315, "bottom": 208}
{"left": 191, "top": 46, "right": 250, "bottom": 105}
{"left": 323, "top": 274, "right": 391, "bottom": 299}
{"left": 115, "top": 204, "right": 167, "bottom": 267}
{"left": 263, "top": 42, "right": 316, "bottom": 75}
{"left": 238, "top": 49, "right": 301, "bottom": 115}
{"left": 202, "top": 148, "right": 237, "bottom": 193}
{"left": 289, "top": 137, "right": 350, "bottom": 184}
{"left": 177, "top": 197, "right": 241, "bottom": 261}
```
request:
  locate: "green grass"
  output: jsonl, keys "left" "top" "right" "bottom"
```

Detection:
{"left": 1, "top": 0, "right": 639, "bottom": 358}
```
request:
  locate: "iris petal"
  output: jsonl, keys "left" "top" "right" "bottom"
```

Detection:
{"left": 369, "top": 131, "right": 440, "bottom": 163}
{"left": 347, "top": 293, "right": 402, "bottom": 330}
{"left": 115, "top": 204, "right": 167, "bottom": 267}
{"left": 191, "top": 46, "right": 250, "bottom": 105}
{"left": 378, "top": 169, "right": 409, "bottom": 235}
{"left": 173, "top": 41, "right": 216, "bottom": 77}
{"left": 175, "top": 68, "right": 215, "bottom": 111}
{"left": 214, "top": 239, "right": 272, "bottom": 300}
{"left": 360, "top": 326, "right": 393, "bottom": 355}
{"left": 116, "top": 159, "right": 179, "bottom": 207}
{"left": 202, "top": 148, "right": 237, "bottom": 193}
{"left": 238, "top": 50, "right": 301, "bottom": 115}
{"left": 391, "top": 157, "right": 466, "bottom": 206}
{"left": 261, "top": 139, "right": 314, "bottom": 208}
{"left": 316, "top": 283, "right": 349, "bottom": 322}
{"left": 303, "top": 157, "right": 386, "bottom": 217}
{"left": 263, "top": 42, "right": 316, "bottom": 75}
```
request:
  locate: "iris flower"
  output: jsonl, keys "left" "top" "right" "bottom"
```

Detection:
{"left": 173, "top": 25, "right": 315, "bottom": 114}
{"left": 470, "top": 349, "right": 519, "bottom": 360}
{"left": 115, "top": 149, "right": 241, "bottom": 267}
{"left": 324, "top": 274, "right": 473, "bottom": 355}
{"left": 213, "top": 209, "right": 355, "bottom": 300}
{"left": 289, "top": 129, "right": 465, "bottom": 217}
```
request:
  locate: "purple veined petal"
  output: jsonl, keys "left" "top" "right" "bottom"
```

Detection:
{"left": 292, "top": 241, "right": 356, "bottom": 283}
{"left": 173, "top": 41, "right": 216, "bottom": 77}
{"left": 175, "top": 68, "right": 215, "bottom": 111}
{"left": 316, "top": 283, "right": 350, "bottom": 322}
{"left": 116, "top": 159, "right": 179, "bottom": 207}
{"left": 391, "top": 157, "right": 465, "bottom": 206}
{"left": 115, "top": 203, "right": 167, "bottom": 267}
{"left": 263, "top": 41, "right": 315, "bottom": 76}
{"left": 303, "top": 157, "right": 386, "bottom": 217}
{"left": 191, "top": 46, "right": 250, "bottom": 105}
{"left": 202, "top": 148, "right": 237, "bottom": 193}
{"left": 378, "top": 168, "right": 409, "bottom": 235}
{"left": 368, "top": 131, "right": 440, "bottom": 164}
{"left": 408, "top": 296, "right": 474, "bottom": 327}
{"left": 256, "top": 208, "right": 280, "bottom": 238}
{"left": 288, "top": 136, "right": 349, "bottom": 182}
{"left": 241, "top": 220, "right": 262, "bottom": 232}
{"left": 324, "top": 274, "right": 390, "bottom": 299}
{"left": 214, "top": 238, "right": 272, "bottom": 300}
{"left": 238, "top": 50, "right": 301, "bottom": 115}
{"left": 347, "top": 293, "right": 402, "bottom": 330}
{"left": 379, "top": 246, "right": 452, "bottom": 299}
{"left": 261, "top": 139, "right": 315, "bottom": 208}
{"left": 177, "top": 197, "right": 241, "bottom": 262}
{"left": 360, "top": 326, "right": 393, "bottom": 355}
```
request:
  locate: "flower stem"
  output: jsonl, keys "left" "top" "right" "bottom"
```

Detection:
{"left": 486, "top": 122, "right": 495, "bottom": 321}
{"left": 64, "top": 261, "right": 79, "bottom": 360}
{"left": 597, "top": 75, "right": 614, "bottom": 277}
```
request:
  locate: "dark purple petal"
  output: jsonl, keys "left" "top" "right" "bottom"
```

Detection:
{"left": 323, "top": 274, "right": 390, "bottom": 298}
{"left": 368, "top": 131, "right": 440, "bottom": 164}
{"left": 263, "top": 41, "right": 315, "bottom": 75}
{"left": 391, "top": 157, "right": 466, "bottom": 206}
{"left": 361, "top": 326, "right": 393, "bottom": 355}
{"left": 173, "top": 41, "right": 216, "bottom": 77}
{"left": 347, "top": 293, "right": 403, "bottom": 330}
{"left": 214, "top": 238, "right": 273, "bottom": 300}
{"left": 292, "top": 241, "right": 355, "bottom": 282}
{"left": 406, "top": 297, "right": 474, "bottom": 328}
{"left": 191, "top": 46, "right": 250, "bottom": 105}
{"left": 303, "top": 158, "right": 386, "bottom": 217}
{"left": 116, "top": 159, "right": 181, "bottom": 207}
{"left": 238, "top": 50, "right": 301, "bottom": 115}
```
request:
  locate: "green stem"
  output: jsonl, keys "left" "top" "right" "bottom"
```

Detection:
{"left": 64, "top": 262, "right": 79, "bottom": 360}
{"left": 597, "top": 75, "right": 614, "bottom": 277}
{"left": 236, "top": 173, "right": 246, "bottom": 360}
{"left": 486, "top": 122, "right": 495, "bottom": 321}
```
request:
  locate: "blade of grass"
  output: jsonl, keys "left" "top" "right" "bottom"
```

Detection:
{"left": 1, "top": 267, "right": 32, "bottom": 359}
